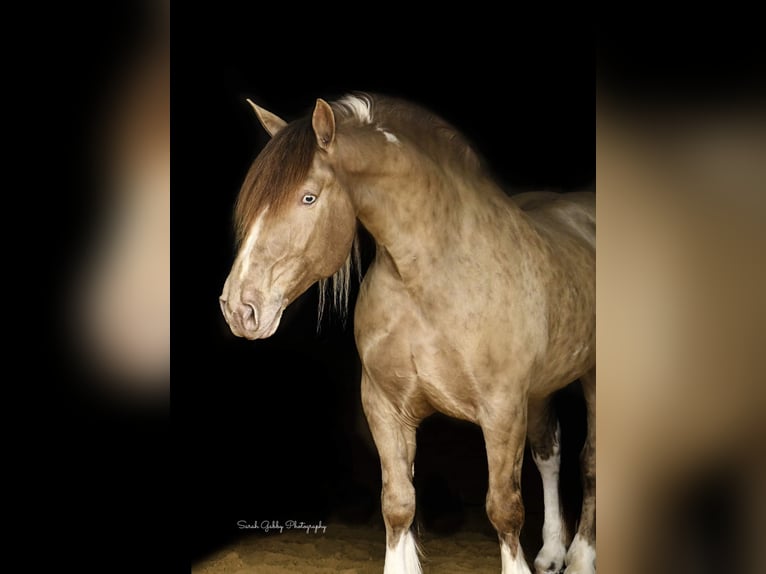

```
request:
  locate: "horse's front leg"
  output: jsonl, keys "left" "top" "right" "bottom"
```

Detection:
{"left": 482, "top": 401, "right": 533, "bottom": 574}
{"left": 362, "top": 372, "right": 422, "bottom": 574}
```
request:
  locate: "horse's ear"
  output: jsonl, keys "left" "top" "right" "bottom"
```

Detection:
{"left": 246, "top": 98, "right": 287, "bottom": 137}
{"left": 312, "top": 98, "right": 335, "bottom": 151}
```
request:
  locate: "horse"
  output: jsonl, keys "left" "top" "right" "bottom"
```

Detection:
{"left": 219, "top": 93, "right": 596, "bottom": 574}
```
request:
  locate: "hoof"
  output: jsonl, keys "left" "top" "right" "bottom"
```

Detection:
{"left": 534, "top": 540, "right": 566, "bottom": 573}
{"left": 563, "top": 533, "right": 595, "bottom": 574}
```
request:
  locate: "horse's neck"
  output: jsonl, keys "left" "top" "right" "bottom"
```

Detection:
{"left": 349, "top": 168, "right": 538, "bottom": 285}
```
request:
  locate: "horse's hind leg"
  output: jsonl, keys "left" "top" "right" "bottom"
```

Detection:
{"left": 482, "top": 404, "right": 533, "bottom": 574}
{"left": 564, "top": 369, "right": 596, "bottom": 574}
{"left": 528, "top": 397, "right": 567, "bottom": 573}
{"left": 361, "top": 373, "right": 422, "bottom": 574}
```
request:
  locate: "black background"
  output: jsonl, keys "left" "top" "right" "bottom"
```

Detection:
{"left": 175, "top": 7, "right": 595, "bottom": 565}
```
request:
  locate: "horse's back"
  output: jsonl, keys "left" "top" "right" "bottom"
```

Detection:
{"left": 512, "top": 191, "right": 595, "bottom": 250}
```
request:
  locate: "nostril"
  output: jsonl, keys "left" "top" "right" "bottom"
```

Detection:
{"left": 242, "top": 303, "right": 259, "bottom": 331}
{"left": 219, "top": 297, "right": 228, "bottom": 317}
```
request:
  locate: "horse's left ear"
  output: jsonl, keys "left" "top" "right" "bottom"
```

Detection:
{"left": 246, "top": 99, "right": 287, "bottom": 137}
{"left": 312, "top": 99, "right": 335, "bottom": 150}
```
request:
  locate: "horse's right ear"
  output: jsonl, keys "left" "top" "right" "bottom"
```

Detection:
{"left": 246, "top": 99, "right": 287, "bottom": 137}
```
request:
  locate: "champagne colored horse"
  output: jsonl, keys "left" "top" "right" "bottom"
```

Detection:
{"left": 220, "top": 93, "right": 595, "bottom": 574}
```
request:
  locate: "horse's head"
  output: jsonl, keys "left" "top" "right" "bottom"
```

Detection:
{"left": 220, "top": 99, "right": 356, "bottom": 339}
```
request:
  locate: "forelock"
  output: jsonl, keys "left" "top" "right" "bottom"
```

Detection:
{"left": 233, "top": 116, "right": 316, "bottom": 245}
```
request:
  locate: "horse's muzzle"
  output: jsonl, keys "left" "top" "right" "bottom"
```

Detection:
{"left": 219, "top": 295, "right": 284, "bottom": 340}
{"left": 220, "top": 296, "right": 259, "bottom": 335}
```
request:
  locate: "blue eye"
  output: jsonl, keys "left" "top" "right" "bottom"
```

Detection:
{"left": 302, "top": 193, "right": 317, "bottom": 205}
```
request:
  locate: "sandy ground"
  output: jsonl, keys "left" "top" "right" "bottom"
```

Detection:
{"left": 191, "top": 506, "right": 549, "bottom": 574}
{"left": 192, "top": 523, "right": 505, "bottom": 573}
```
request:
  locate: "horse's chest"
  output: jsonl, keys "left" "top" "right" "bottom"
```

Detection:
{"left": 354, "top": 279, "right": 487, "bottom": 421}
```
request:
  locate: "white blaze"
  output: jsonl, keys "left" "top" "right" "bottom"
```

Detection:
{"left": 237, "top": 207, "right": 269, "bottom": 280}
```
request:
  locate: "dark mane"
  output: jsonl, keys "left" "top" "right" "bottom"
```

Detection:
{"left": 233, "top": 116, "right": 315, "bottom": 245}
